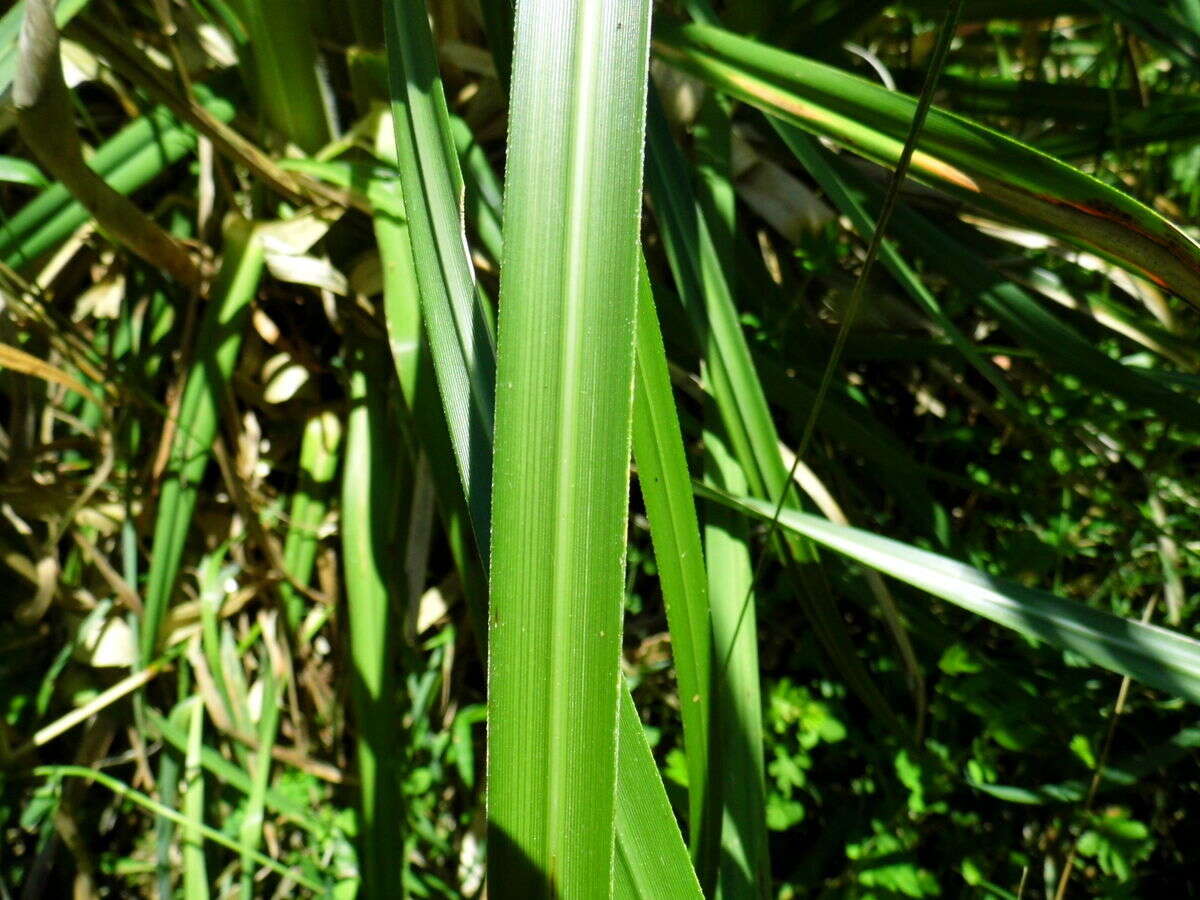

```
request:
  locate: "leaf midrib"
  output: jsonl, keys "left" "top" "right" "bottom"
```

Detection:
{"left": 546, "top": 0, "right": 607, "bottom": 867}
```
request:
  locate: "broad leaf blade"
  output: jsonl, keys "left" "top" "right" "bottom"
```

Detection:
{"left": 488, "top": 0, "right": 654, "bottom": 892}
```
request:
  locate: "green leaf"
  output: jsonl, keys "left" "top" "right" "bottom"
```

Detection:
{"left": 487, "top": 0, "right": 654, "bottom": 892}
{"left": 614, "top": 690, "right": 704, "bottom": 899}
{"left": 383, "top": 0, "right": 496, "bottom": 556}
{"left": 645, "top": 87, "right": 904, "bottom": 738}
{"left": 280, "top": 411, "right": 342, "bottom": 634}
{"left": 0, "top": 92, "right": 235, "bottom": 270}
{"left": 224, "top": 0, "right": 331, "bottom": 152}
{"left": 342, "top": 338, "right": 407, "bottom": 899}
{"left": 708, "top": 487, "right": 1200, "bottom": 705}
{"left": 631, "top": 262, "right": 717, "bottom": 886}
{"left": 381, "top": 5, "right": 698, "bottom": 894}
{"left": 653, "top": 18, "right": 1200, "bottom": 307}
{"left": 0, "top": 155, "right": 47, "bottom": 187}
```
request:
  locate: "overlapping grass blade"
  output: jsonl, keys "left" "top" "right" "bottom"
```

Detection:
{"left": 488, "top": 0, "right": 653, "bottom": 890}
{"left": 0, "top": 0, "right": 90, "bottom": 103}
{"left": 383, "top": 0, "right": 496, "bottom": 553}
{"left": 379, "top": 3, "right": 698, "bottom": 892}
{"left": 614, "top": 689, "right": 704, "bottom": 900}
{"left": 141, "top": 218, "right": 264, "bottom": 661}
{"left": 681, "top": 81, "right": 767, "bottom": 894}
{"left": 653, "top": 19, "right": 1200, "bottom": 306}
{"left": 644, "top": 89, "right": 903, "bottom": 734}
{"left": 147, "top": 706, "right": 326, "bottom": 836}
{"left": 0, "top": 92, "right": 235, "bottom": 270}
{"left": 370, "top": 178, "right": 490, "bottom": 644}
{"left": 777, "top": 124, "right": 1022, "bottom": 413}
{"left": 702, "top": 420, "right": 769, "bottom": 898}
{"left": 707, "top": 486, "right": 1200, "bottom": 705}
{"left": 39, "top": 765, "right": 326, "bottom": 892}
{"left": 342, "top": 338, "right": 407, "bottom": 899}
{"left": 827, "top": 160, "right": 1200, "bottom": 431}
{"left": 630, "top": 262, "right": 716, "bottom": 886}
{"left": 1089, "top": 0, "right": 1200, "bottom": 71}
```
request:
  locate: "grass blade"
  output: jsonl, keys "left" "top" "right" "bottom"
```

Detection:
{"left": 776, "top": 123, "right": 1023, "bottom": 413}
{"left": 488, "top": 0, "right": 654, "bottom": 891}
{"left": 280, "top": 411, "right": 342, "bottom": 635}
{"left": 702, "top": 421, "right": 769, "bottom": 898}
{"left": 631, "top": 262, "right": 717, "bottom": 886}
{"left": 614, "top": 689, "right": 704, "bottom": 900}
{"left": 147, "top": 707, "right": 326, "bottom": 836}
{"left": 379, "top": 6, "right": 697, "bottom": 891}
{"left": 383, "top": 0, "right": 496, "bottom": 553}
{"left": 182, "top": 696, "right": 209, "bottom": 900}
{"left": 225, "top": 0, "right": 331, "bottom": 152}
{"left": 706, "top": 486, "right": 1200, "bottom": 706}
{"left": 238, "top": 648, "right": 282, "bottom": 899}
{"left": 39, "top": 765, "right": 326, "bottom": 893}
{"left": 342, "top": 338, "right": 407, "bottom": 899}
{"left": 653, "top": 18, "right": 1200, "bottom": 306}
{"left": 0, "top": 92, "right": 235, "bottom": 270}
{"left": 370, "top": 172, "right": 490, "bottom": 644}
{"left": 141, "top": 218, "right": 264, "bottom": 661}
{"left": 644, "top": 89, "right": 903, "bottom": 735}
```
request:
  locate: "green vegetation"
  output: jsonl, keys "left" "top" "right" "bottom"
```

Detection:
{"left": 4, "top": 0, "right": 1200, "bottom": 896}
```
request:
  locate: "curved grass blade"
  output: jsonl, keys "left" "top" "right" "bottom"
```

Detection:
{"left": 652, "top": 19, "right": 1200, "bottom": 306}
{"left": 141, "top": 218, "right": 264, "bottom": 661}
{"left": 370, "top": 176, "right": 490, "bottom": 646}
{"left": 776, "top": 124, "right": 1022, "bottom": 413}
{"left": 16, "top": 0, "right": 202, "bottom": 288}
{"left": 705, "top": 486, "right": 1200, "bottom": 706}
{"left": 38, "top": 765, "right": 327, "bottom": 893}
{"left": 0, "top": 155, "right": 47, "bottom": 187}
{"left": 1090, "top": 0, "right": 1200, "bottom": 72}
{"left": 488, "top": 0, "right": 654, "bottom": 891}
{"left": 0, "top": 0, "right": 90, "bottom": 112}
{"left": 857, "top": 169, "right": 1200, "bottom": 431}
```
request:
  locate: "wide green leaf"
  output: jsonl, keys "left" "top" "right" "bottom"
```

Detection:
{"left": 488, "top": 0, "right": 654, "bottom": 891}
